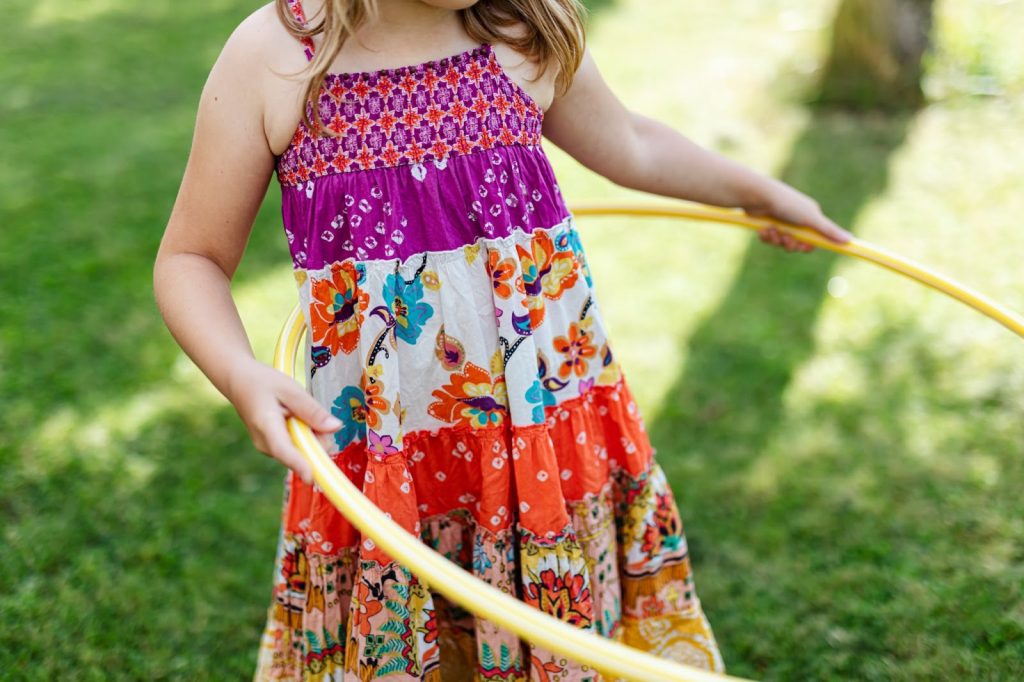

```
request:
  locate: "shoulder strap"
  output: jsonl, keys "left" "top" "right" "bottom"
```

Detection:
{"left": 285, "top": 0, "right": 317, "bottom": 62}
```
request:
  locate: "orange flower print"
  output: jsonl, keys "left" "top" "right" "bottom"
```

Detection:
{"left": 282, "top": 546, "right": 307, "bottom": 595}
{"left": 309, "top": 261, "right": 369, "bottom": 356}
{"left": 427, "top": 362, "right": 508, "bottom": 429}
{"left": 641, "top": 593, "right": 667, "bottom": 618}
{"left": 552, "top": 321, "right": 596, "bottom": 379}
{"left": 360, "top": 368, "right": 390, "bottom": 431}
{"left": 305, "top": 583, "right": 325, "bottom": 614}
{"left": 516, "top": 230, "right": 579, "bottom": 329}
{"left": 353, "top": 581, "right": 384, "bottom": 637}
{"left": 421, "top": 605, "right": 439, "bottom": 644}
{"left": 641, "top": 522, "right": 663, "bottom": 556}
{"left": 523, "top": 567, "right": 593, "bottom": 628}
{"left": 274, "top": 545, "right": 307, "bottom": 629}
{"left": 486, "top": 248, "right": 518, "bottom": 299}
{"left": 651, "top": 490, "right": 683, "bottom": 551}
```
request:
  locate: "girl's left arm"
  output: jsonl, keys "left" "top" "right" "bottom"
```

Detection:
{"left": 542, "top": 49, "right": 852, "bottom": 251}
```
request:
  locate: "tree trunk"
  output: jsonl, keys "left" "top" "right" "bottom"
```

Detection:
{"left": 816, "top": 0, "right": 936, "bottom": 110}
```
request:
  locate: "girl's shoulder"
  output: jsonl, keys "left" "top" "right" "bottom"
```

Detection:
{"left": 218, "top": 3, "right": 309, "bottom": 81}
{"left": 215, "top": 3, "right": 323, "bottom": 156}
{"left": 490, "top": 22, "right": 559, "bottom": 113}
{"left": 241, "top": 2, "right": 314, "bottom": 78}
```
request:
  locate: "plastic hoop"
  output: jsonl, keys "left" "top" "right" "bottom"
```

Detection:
{"left": 569, "top": 203, "right": 1024, "bottom": 340}
{"left": 273, "top": 201, "right": 1023, "bottom": 682}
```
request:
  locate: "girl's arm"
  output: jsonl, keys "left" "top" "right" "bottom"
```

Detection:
{"left": 541, "top": 49, "right": 852, "bottom": 251}
{"left": 153, "top": 10, "right": 339, "bottom": 485}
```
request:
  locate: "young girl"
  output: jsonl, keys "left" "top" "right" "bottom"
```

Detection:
{"left": 154, "top": 0, "right": 851, "bottom": 679}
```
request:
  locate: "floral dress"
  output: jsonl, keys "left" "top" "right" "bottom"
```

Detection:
{"left": 254, "top": 1, "right": 725, "bottom": 679}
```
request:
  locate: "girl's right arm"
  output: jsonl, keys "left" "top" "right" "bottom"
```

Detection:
{"left": 153, "top": 9, "right": 340, "bottom": 485}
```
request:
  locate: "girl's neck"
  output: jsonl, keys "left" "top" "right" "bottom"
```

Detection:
{"left": 297, "top": 0, "right": 482, "bottom": 74}
{"left": 301, "top": 0, "right": 463, "bottom": 47}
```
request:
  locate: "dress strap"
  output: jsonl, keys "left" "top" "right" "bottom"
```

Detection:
{"left": 285, "top": 0, "right": 317, "bottom": 62}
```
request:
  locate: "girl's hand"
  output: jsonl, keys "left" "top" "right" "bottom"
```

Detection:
{"left": 746, "top": 179, "right": 852, "bottom": 253}
{"left": 226, "top": 358, "right": 342, "bottom": 485}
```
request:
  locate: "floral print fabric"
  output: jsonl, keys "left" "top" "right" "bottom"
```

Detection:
{"left": 254, "top": 2, "right": 724, "bottom": 679}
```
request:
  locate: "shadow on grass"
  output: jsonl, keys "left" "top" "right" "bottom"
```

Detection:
{"left": 639, "top": 12, "right": 938, "bottom": 673}
{"left": 646, "top": 111, "right": 914, "bottom": 673}
{"left": 657, "top": 313, "right": 1024, "bottom": 679}
{"left": 0, "top": 2, "right": 292, "bottom": 447}
{"left": 642, "top": 21, "right": 1024, "bottom": 679}
{"left": 0, "top": 4, "right": 299, "bottom": 677}
{"left": 0, "top": 401, "right": 288, "bottom": 678}
{"left": 651, "top": 109, "right": 913, "bottom": 476}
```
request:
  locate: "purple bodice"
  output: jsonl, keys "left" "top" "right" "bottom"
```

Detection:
{"left": 273, "top": 42, "right": 571, "bottom": 271}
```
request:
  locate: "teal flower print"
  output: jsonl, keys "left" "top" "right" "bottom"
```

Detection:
{"left": 524, "top": 378, "right": 546, "bottom": 424}
{"left": 566, "top": 228, "right": 593, "bottom": 288}
{"left": 473, "top": 531, "right": 494, "bottom": 573}
{"left": 330, "top": 385, "right": 367, "bottom": 450}
{"left": 382, "top": 272, "right": 434, "bottom": 344}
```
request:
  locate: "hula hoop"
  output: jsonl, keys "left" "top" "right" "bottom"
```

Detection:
{"left": 569, "top": 203, "right": 1024, "bottom": 340}
{"left": 273, "top": 201, "right": 1023, "bottom": 682}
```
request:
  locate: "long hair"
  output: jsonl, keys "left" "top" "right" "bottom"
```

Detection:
{"left": 274, "top": 0, "right": 588, "bottom": 136}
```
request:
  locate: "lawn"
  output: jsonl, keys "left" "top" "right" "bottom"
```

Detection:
{"left": 2, "top": 0, "right": 1022, "bottom": 679}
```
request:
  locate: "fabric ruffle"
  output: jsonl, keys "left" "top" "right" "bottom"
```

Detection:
{"left": 253, "top": 377, "right": 724, "bottom": 680}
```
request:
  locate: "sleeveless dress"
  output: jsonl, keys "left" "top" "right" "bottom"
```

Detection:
{"left": 254, "top": 1, "right": 725, "bottom": 679}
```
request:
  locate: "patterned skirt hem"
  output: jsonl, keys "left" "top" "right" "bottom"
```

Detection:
{"left": 253, "top": 375, "right": 724, "bottom": 680}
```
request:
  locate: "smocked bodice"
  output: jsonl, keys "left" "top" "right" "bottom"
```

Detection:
{"left": 275, "top": 43, "right": 543, "bottom": 184}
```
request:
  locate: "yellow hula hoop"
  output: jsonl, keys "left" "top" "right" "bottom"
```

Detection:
{"left": 570, "top": 202, "right": 1024, "bottom": 339}
{"left": 273, "top": 201, "right": 1024, "bottom": 682}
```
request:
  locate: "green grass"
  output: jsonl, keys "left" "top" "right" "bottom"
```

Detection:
{"left": 2, "top": 0, "right": 1023, "bottom": 679}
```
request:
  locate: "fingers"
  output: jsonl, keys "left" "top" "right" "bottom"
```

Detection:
{"left": 232, "top": 368, "right": 331, "bottom": 486}
{"left": 269, "top": 427, "right": 315, "bottom": 486}
{"left": 749, "top": 182, "right": 849, "bottom": 246}
{"left": 759, "top": 227, "right": 815, "bottom": 253}
{"left": 252, "top": 412, "right": 315, "bottom": 485}
{"left": 815, "top": 215, "right": 853, "bottom": 244}
{"left": 280, "top": 383, "right": 343, "bottom": 434}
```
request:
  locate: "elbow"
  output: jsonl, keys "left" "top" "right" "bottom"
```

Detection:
{"left": 152, "top": 245, "right": 172, "bottom": 308}
{"left": 606, "top": 113, "right": 650, "bottom": 191}
{"left": 151, "top": 242, "right": 188, "bottom": 307}
{"left": 152, "top": 237, "right": 175, "bottom": 294}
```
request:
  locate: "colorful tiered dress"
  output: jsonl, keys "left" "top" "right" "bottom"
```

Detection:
{"left": 255, "top": 1, "right": 725, "bottom": 679}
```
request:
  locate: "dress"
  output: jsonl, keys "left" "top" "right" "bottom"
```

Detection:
{"left": 254, "top": 1, "right": 725, "bottom": 679}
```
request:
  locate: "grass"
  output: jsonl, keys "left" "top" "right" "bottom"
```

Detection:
{"left": 2, "top": 0, "right": 1023, "bottom": 679}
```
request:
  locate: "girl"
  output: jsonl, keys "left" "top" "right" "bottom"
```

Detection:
{"left": 154, "top": 0, "right": 851, "bottom": 679}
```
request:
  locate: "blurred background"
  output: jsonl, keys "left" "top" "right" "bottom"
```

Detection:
{"left": 2, "top": 0, "right": 1022, "bottom": 678}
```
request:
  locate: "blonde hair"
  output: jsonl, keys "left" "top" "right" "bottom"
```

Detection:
{"left": 274, "top": 0, "right": 588, "bottom": 136}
